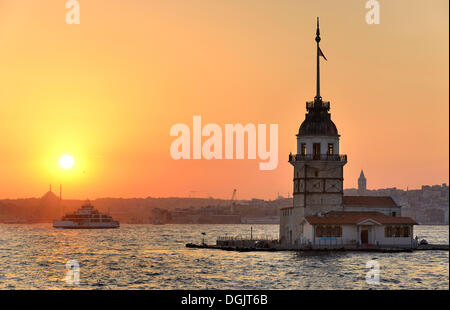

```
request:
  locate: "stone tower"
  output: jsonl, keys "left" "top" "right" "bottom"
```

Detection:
{"left": 280, "top": 18, "right": 347, "bottom": 244}
{"left": 358, "top": 170, "right": 367, "bottom": 194}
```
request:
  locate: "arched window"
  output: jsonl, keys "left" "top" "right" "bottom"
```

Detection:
{"left": 325, "top": 226, "right": 332, "bottom": 237}
{"left": 403, "top": 226, "right": 410, "bottom": 237}
{"left": 395, "top": 226, "right": 401, "bottom": 237}
{"left": 334, "top": 226, "right": 342, "bottom": 237}
{"left": 315, "top": 226, "right": 322, "bottom": 237}
{"left": 385, "top": 226, "right": 392, "bottom": 237}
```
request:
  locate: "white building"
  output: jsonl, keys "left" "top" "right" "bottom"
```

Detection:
{"left": 280, "top": 19, "right": 416, "bottom": 248}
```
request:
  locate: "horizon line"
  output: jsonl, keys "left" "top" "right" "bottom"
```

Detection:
{"left": 1, "top": 182, "right": 448, "bottom": 201}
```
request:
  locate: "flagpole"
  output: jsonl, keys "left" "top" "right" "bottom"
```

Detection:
{"left": 315, "top": 17, "right": 321, "bottom": 102}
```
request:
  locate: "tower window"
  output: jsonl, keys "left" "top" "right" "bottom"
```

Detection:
{"left": 328, "top": 143, "right": 334, "bottom": 155}
{"left": 301, "top": 143, "right": 306, "bottom": 155}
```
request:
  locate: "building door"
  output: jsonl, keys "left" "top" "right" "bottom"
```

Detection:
{"left": 313, "top": 143, "right": 321, "bottom": 159}
{"left": 361, "top": 230, "right": 369, "bottom": 244}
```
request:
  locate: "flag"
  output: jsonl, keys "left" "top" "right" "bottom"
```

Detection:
{"left": 318, "top": 47, "right": 327, "bottom": 61}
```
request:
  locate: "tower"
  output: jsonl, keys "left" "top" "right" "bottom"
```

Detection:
{"left": 358, "top": 170, "right": 367, "bottom": 194}
{"left": 281, "top": 18, "right": 347, "bottom": 244}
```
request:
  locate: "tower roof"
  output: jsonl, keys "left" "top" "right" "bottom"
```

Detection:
{"left": 298, "top": 18, "right": 338, "bottom": 137}
{"left": 359, "top": 170, "right": 366, "bottom": 179}
{"left": 298, "top": 109, "right": 339, "bottom": 136}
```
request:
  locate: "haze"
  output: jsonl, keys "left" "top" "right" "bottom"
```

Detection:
{"left": 0, "top": 0, "right": 448, "bottom": 200}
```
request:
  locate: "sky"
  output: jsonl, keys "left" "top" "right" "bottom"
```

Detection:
{"left": 0, "top": 0, "right": 448, "bottom": 200}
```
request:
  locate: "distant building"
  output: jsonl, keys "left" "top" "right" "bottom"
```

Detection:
{"left": 280, "top": 19, "right": 416, "bottom": 248}
{"left": 343, "top": 183, "right": 449, "bottom": 224}
{"left": 35, "top": 186, "right": 61, "bottom": 220}
{"left": 358, "top": 170, "right": 367, "bottom": 194}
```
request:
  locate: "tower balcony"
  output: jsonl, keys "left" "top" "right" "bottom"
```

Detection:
{"left": 289, "top": 153, "right": 347, "bottom": 163}
{"left": 306, "top": 100, "right": 330, "bottom": 111}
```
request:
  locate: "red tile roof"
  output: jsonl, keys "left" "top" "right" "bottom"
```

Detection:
{"left": 343, "top": 196, "right": 399, "bottom": 207}
{"left": 305, "top": 211, "right": 417, "bottom": 225}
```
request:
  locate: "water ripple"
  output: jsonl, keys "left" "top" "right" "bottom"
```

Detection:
{"left": 0, "top": 224, "right": 447, "bottom": 289}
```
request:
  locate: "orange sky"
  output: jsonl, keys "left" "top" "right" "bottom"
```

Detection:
{"left": 0, "top": 0, "right": 448, "bottom": 200}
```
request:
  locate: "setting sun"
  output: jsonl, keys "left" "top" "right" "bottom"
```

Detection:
{"left": 59, "top": 155, "right": 74, "bottom": 169}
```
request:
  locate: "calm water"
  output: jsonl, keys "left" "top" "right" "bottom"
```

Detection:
{"left": 0, "top": 224, "right": 447, "bottom": 290}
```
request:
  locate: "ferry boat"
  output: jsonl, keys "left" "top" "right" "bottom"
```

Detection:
{"left": 53, "top": 200, "right": 119, "bottom": 229}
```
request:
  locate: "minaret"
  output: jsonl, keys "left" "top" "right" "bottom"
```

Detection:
{"left": 281, "top": 18, "right": 347, "bottom": 245}
{"left": 358, "top": 170, "right": 367, "bottom": 194}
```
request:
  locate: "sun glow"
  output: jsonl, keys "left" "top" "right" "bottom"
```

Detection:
{"left": 59, "top": 155, "right": 74, "bottom": 169}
